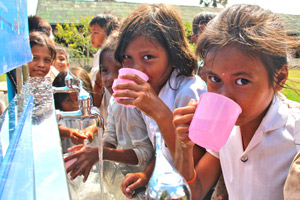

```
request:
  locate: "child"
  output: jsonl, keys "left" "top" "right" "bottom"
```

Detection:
{"left": 173, "top": 4, "right": 300, "bottom": 200}
{"left": 28, "top": 31, "right": 56, "bottom": 78}
{"left": 89, "top": 14, "right": 119, "bottom": 89}
{"left": 53, "top": 67, "right": 97, "bottom": 152}
{"left": 191, "top": 11, "right": 216, "bottom": 80}
{"left": 191, "top": 11, "right": 216, "bottom": 44}
{"left": 28, "top": 16, "right": 59, "bottom": 82}
{"left": 64, "top": 33, "right": 154, "bottom": 182}
{"left": 110, "top": 4, "right": 207, "bottom": 198}
{"left": 53, "top": 44, "right": 70, "bottom": 72}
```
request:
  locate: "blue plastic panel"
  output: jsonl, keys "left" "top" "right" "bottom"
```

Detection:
{"left": 0, "top": 0, "right": 32, "bottom": 75}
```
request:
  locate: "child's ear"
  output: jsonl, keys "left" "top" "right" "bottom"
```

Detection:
{"left": 274, "top": 64, "right": 288, "bottom": 91}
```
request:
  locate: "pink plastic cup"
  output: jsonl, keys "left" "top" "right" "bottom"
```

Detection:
{"left": 118, "top": 68, "right": 149, "bottom": 82}
{"left": 189, "top": 92, "right": 242, "bottom": 151}
{"left": 113, "top": 68, "right": 148, "bottom": 107}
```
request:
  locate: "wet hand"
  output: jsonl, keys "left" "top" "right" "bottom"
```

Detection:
{"left": 65, "top": 145, "right": 99, "bottom": 182}
{"left": 82, "top": 124, "right": 97, "bottom": 142}
{"left": 70, "top": 129, "right": 88, "bottom": 144}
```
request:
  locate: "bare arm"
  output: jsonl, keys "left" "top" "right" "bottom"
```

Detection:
{"left": 103, "top": 147, "right": 138, "bottom": 165}
{"left": 173, "top": 100, "right": 221, "bottom": 199}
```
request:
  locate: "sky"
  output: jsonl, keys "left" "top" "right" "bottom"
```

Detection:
{"left": 116, "top": 0, "right": 300, "bottom": 15}
{"left": 27, "top": 0, "right": 300, "bottom": 16}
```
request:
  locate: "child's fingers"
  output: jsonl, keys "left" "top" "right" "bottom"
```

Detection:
{"left": 83, "top": 165, "right": 93, "bottom": 183}
{"left": 73, "top": 130, "right": 88, "bottom": 139}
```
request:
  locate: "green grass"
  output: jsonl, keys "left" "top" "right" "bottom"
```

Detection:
{"left": 281, "top": 69, "right": 300, "bottom": 102}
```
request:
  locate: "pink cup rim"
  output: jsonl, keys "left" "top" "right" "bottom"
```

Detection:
{"left": 119, "top": 68, "right": 149, "bottom": 81}
{"left": 202, "top": 92, "right": 242, "bottom": 113}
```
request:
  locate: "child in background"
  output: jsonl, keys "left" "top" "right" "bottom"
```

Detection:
{"left": 191, "top": 11, "right": 216, "bottom": 80}
{"left": 173, "top": 4, "right": 300, "bottom": 200}
{"left": 53, "top": 44, "right": 70, "bottom": 72}
{"left": 28, "top": 15, "right": 53, "bottom": 38}
{"left": 110, "top": 4, "right": 207, "bottom": 198}
{"left": 89, "top": 14, "right": 120, "bottom": 89}
{"left": 64, "top": 33, "right": 154, "bottom": 182}
{"left": 28, "top": 16, "right": 59, "bottom": 81}
{"left": 53, "top": 66, "right": 97, "bottom": 153}
{"left": 28, "top": 31, "right": 56, "bottom": 78}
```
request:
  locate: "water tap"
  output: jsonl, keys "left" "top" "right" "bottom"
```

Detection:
{"left": 53, "top": 70, "right": 104, "bottom": 129}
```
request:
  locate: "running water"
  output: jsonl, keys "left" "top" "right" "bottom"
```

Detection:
{"left": 97, "top": 126, "right": 104, "bottom": 200}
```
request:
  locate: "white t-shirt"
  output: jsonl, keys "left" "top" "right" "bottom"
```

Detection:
{"left": 142, "top": 69, "right": 207, "bottom": 164}
{"left": 103, "top": 97, "right": 154, "bottom": 166}
{"left": 208, "top": 94, "right": 300, "bottom": 200}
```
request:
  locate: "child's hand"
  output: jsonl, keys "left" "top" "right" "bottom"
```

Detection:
{"left": 112, "top": 73, "right": 162, "bottom": 119}
{"left": 65, "top": 145, "right": 99, "bottom": 182}
{"left": 121, "top": 172, "right": 149, "bottom": 199}
{"left": 69, "top": 129, "right": 88, "bottom": 144}
{"left": 82, "top": 124, "right": 98, "bottom": 142}
{"left": 173, "top": 99, "right": 198, "bottom": 148}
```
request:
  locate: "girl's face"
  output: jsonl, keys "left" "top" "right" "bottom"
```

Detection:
{"left": 61, "top": 92, "right": 79, "bottom": 111}
{"left": 89, "top": 24, "right": 106, "bottom": 49}
{"left": 100, "top": 50, "right": 121, "bottom": 95}
{"left": 204, "top": 45, "right": 278, "bottom": 129}
{"left": 28, "top": 45, "right": 52, "bottom": 77}
{"left": 122, "top": 35, "right": 173, "bottom": 94}
{"left": 54, "top": 51, "right": 69, "bottom": 72}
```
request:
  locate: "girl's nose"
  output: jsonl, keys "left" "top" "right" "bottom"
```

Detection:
{"left": 131, "top": 62, "right": 145, "bottom": 73}
{"left": 218, "top": 86, "right": 233, "bottom": 100}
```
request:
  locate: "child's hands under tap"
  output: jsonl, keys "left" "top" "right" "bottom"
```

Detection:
{"left": 82, "top": 123, "right": 98, "bottom": 142}
{"left": 64, "top": 144, "right": 99, "bottom": 182}
{"left": 69, "top": 129, "right": 88, "bottom": 145}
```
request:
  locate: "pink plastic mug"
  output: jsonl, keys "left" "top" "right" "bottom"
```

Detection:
{"left": 113, "top": 68, "right": 148, "bottom": 107}
{"left": 189, "top": 92, "right": 242, "bottom": 151}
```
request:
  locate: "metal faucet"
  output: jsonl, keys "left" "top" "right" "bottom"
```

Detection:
{"left": 52, "top": 70, "right": 104, "bottom": 129}
{"left": 52, "top": 71, "right": 80, "bottom": 94}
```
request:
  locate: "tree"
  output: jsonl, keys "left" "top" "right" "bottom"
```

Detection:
{"left": 54, "top": 16, "right": 96, "bottom": 69}
{"left": 199, "top": 0, "right": 228, "bottom": 8}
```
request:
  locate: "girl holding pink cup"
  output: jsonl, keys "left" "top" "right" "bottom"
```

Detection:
{"left": 173, "top": 4, "right": 300, "bottom": 200}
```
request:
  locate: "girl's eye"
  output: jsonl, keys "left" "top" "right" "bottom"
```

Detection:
{"left": 101, "top": 68, "right": 108, "bottom": 73}
{"left": 33, "top": 56, "right": 38, "bottom": 61}
{"left": 209, "top": 76, "right": 221, "bottom": 83}
{"left": 236, "top": 78, "right": 250, "bottom": 86}
{"left": 44, "top": 59, "right": 51, "bottom": 63}
{"left": 143, "top": 55, "right": 153, "bottom": 60}
{"left": 123, "top": 54, "right": 130, "bottom": 59}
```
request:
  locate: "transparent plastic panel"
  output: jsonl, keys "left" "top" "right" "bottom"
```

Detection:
{"left": 0, "top": 91, "right": 35, "bottom": 199}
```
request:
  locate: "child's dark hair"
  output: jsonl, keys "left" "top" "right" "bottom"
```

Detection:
{"left": 196, "top": 4, "right": 299, "bottom": 88}
{"left": 99, "top": 31, "right": 120, "bottom": 70}
{"left": 28, "top": 15, "right": 52, "bottom": 37}
{"left": 55, "top": 44, "right": 69, "bottom": 62}
{"left": 30, "top": 31, "right": 56, "bottom": 61}
{"left": 52, "top": 67, "right": 93, "bottom": 110}
{"left": 89, "top": 14, "right": 120, "bottom": 36}
{"left": 192, "top": 12, "right": 216, "bottom": 36}
{"left": 114, "top": 4, "right": 197, "bottom": 76}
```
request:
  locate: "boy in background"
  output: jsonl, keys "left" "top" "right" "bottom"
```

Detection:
{"left": 53, "top": 44, "right": 70, "bottom": 72}
{"left": 89, "top": 14, "right": 119, "bottom": 89}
